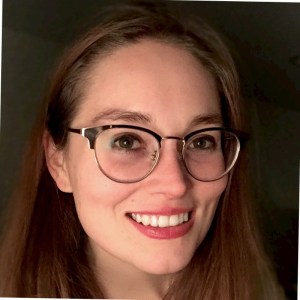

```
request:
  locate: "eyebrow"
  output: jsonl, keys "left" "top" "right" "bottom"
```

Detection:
{"left": 190, "top": 113, "right": 223, "bottom": 127}
{"left": 90, "top": 109, "right": 222, "bottom": 127}
{"left": 90, "top": 109, "right": 152, "bottom": 125}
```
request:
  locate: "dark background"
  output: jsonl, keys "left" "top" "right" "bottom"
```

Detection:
{"left": 1, "top": 1, "right": 299, "bottom": 299}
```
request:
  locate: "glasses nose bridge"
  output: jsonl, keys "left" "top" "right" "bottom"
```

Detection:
{"left": 160, "top": 136, "right": 185, "bottom": 159}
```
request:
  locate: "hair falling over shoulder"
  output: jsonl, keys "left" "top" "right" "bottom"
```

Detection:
{"left": 0, "top": 1, "right": 286, "bottom": 299}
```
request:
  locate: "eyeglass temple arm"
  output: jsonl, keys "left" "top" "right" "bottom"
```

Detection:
{"left": 68, "top": 128, "right": 97, "bottom": 149}
{"left": 236, "top": 130, "right": 250, "bottom": 148}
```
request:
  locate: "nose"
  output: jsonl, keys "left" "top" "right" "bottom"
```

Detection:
{"left": 145, "top": 139, "right": 190, "bottom": 199}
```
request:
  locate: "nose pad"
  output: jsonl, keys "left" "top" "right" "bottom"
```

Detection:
{"left": 146, "top": 139, "right": 189, "bottom": 198}
{"left": 176, "top": 139, "right": 185, "bottom": 161}
{"left": 150, "top": 138, "right": 186, "bottom": 176}
{"left": 151, "top": 150, "right": 158, "bottom": 161}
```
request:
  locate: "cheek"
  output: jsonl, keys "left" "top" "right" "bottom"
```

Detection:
{"left": 65, "top": 150, "right": 139, "bottom": 228}
{"left": 193, "top": 176, "right": 227, "bottom": 243}
{"left": 69, "top": 160, "right": 137, "bottom": 210}
{"left": 67, "top": 161, "right": 141, "bottom": 252}
{"left": 196, "top": 176, "right": 227, "bottom": 207}
{"left": 65, "top": 142, "right": 134, "bottom": 204}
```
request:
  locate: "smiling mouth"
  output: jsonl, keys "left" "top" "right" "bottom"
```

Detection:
{"left": 127, "top": 212, "right": 192, "bottom": 228}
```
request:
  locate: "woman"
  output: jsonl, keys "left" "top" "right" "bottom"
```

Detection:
{"left": 0, "top": 2, "right": 284, "bottom": 299}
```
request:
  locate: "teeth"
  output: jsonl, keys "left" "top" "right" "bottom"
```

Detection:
{"left": 130, "top": 212, "right": 190, "bottom": 227}
{"left": 179, "top": 213, "right": 184, "bottom": 223}
{"left": 169, "top": 215, "right": 179, "bottom": 226}
{"left": 141, "top": 215, "right": 150, "bottom": 226}
{"left": 158, "top": 216, "right": 169, "bottom": 227}
{"left": 136, "top": 214, "right": 142, "bottom": 223}
{"left": 150, "top": 215, "right": 158, "bottom": 227}
{"left": 183, "top": 213, "right": 188, "bottom": 222}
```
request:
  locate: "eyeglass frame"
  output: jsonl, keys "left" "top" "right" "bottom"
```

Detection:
{"left": 67, "top": 124, "right": 246, "bottom": 183}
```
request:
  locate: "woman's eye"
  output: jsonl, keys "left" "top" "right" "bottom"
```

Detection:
{"left": 113, "top": 135, "right": 141, "bottom": 150}
{"left": 189, "top": 136, "right": 216, "bottom": 150}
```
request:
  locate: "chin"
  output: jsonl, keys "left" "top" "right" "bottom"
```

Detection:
{"left": 133, "top": 248, "right": 195, "bottom": 275}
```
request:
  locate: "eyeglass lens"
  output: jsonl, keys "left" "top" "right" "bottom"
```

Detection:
{"left": 94, "top": 128, "right": 239, "bottom": 183}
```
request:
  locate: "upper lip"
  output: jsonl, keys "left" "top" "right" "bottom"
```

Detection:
{"left": 126, "top": 207, "right": 193, "bottom": 216}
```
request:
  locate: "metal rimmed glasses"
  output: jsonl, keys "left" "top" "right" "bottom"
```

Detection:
{"left": 68, "top": 125, "right": 242, "bottom": 183}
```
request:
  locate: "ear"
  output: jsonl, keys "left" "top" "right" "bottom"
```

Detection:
{"left": 43, "top": 131, "right": 73, "bottom": 193}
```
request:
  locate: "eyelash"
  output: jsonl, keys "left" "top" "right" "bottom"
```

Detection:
{"left": 111, "top": 134, "right": 143, "bottom": 152}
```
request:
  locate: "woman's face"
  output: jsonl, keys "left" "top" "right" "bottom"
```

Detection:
{"left": 56, "top": 40, "right": 227, "bottom": 275}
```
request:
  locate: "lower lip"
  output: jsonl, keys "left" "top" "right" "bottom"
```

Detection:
{"left": 127, "top": 214, "right": 194, "bottom": 239}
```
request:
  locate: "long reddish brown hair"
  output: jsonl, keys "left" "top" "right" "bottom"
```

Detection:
{"left": 0, "top": 2, "right": 284, "bottom": 299}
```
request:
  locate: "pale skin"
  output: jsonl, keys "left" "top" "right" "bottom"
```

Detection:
{"left": 46, "top": 39, "right": 227, "bottom": 299}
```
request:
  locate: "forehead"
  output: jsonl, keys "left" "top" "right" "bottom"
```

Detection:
{"left": 73, "top": 39, "right": 221, "bottom": 133}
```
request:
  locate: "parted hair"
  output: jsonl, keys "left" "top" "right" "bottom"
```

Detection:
{"left": 0, "top": 2, "right": 283, "bottom": 299}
